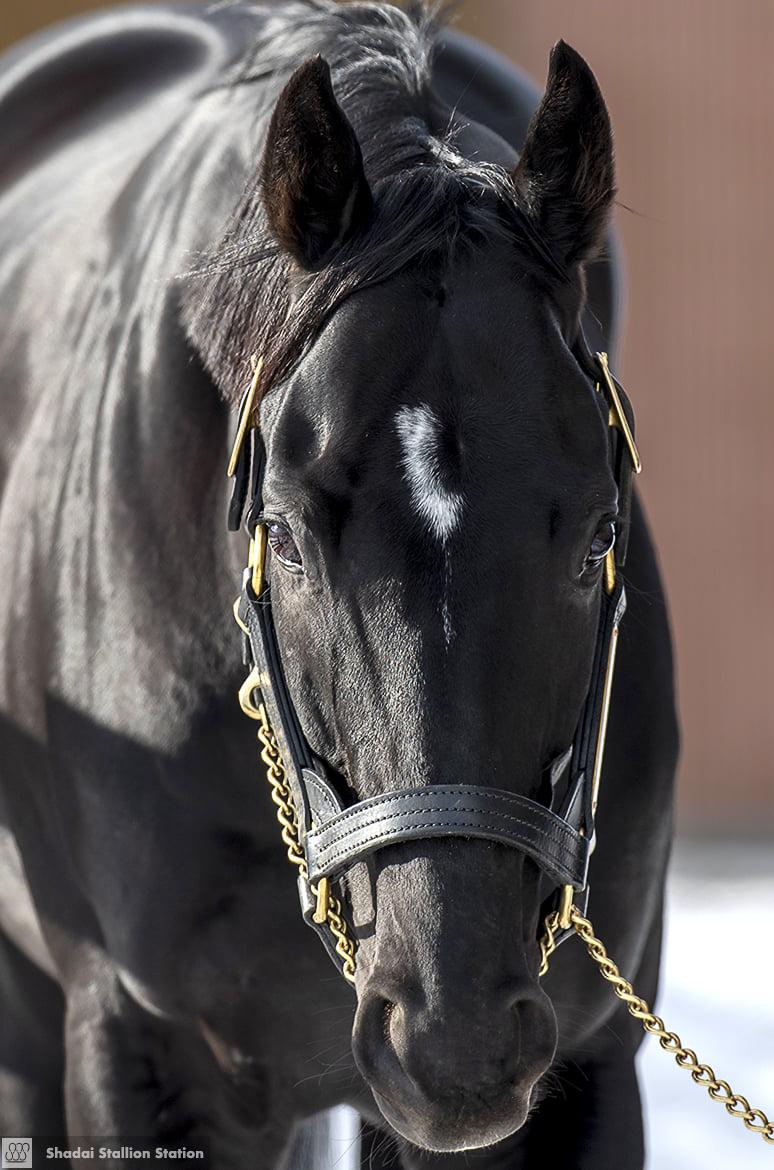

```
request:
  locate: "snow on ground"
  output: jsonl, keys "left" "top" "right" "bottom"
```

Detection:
{"left": 288, "top": 837, "right": 774, "bottom": 1169}
{"left": 640, "top": 837, "right": 774, "bottom": 1170}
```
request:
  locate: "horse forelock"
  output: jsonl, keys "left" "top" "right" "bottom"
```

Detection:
{"left": 181, "top": 0, "right": 570, "bottom": 411}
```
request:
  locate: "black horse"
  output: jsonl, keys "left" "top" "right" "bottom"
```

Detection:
{"left": 0, "top": 2, "right": 678, "bottom": 1167}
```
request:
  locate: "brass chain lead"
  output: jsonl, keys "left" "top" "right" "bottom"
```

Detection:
{"left": 248, "top": 639, "right": 771, "bottom": 1136}
{"left": 232, "top": 357, "right": 769, "bottom": 1143}
{"left": 539, "top": 905, "right": 774, "bottom": 1145}
{"left": 254, "top": 699, "right": 357, "bottom": 983}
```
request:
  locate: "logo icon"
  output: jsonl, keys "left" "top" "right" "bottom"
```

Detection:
{"left": 1, "top": 1140, "right": 32, "bottom": 1168}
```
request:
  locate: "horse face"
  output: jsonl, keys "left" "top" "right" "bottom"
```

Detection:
{"left": 258, "top": 252, "right": 616, "bottom": 1149}
{"left": 253, "top": 40, "right": 615, "bottom": 1155}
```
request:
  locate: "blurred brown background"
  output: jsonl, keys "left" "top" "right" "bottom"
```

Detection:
{"left": 2, "top": 2, "right": 773, "bottom": 831}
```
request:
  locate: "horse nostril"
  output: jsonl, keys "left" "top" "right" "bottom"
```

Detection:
{"left": 352, "top": 989, "right": 408, "bottom": 1089}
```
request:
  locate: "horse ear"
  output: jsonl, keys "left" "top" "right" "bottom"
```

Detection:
{"left": 512, "top": 41, "right": 615, "bottom": 268}
{"left": 261, "top": 55, "right": 372, "bottom": 268}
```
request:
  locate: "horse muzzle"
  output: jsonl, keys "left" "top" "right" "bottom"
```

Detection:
{"left": 349, "top": 846, "right": 557, "bottom": 1153}
{"left": 353, "top": 968, "right": 556, "bottom": 1151}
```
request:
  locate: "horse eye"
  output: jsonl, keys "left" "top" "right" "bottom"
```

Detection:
{"left": 586, "top": 520, "right": 616, "bottom": 569}
{"left": 267, "top": 521, "right": 303, "bottom": 573}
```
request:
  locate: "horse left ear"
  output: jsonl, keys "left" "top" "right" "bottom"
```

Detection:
{"left": 512, "top": 41, "right": 615, "bottom": 268}
{"left": 261, "top": 55, "right": 372, "bottom": 269}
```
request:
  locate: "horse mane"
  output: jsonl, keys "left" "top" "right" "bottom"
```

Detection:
{"left": 182, "top": 0, "right": 567, "bottom": 407}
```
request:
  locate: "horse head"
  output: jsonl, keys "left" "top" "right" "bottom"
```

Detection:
{"left": 191, "top": 34, "right": 617, "bottom": 1155}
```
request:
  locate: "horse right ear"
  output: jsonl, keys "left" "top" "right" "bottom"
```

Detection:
{"left": 261, "top": 55, "right": 372, "bottom": 269}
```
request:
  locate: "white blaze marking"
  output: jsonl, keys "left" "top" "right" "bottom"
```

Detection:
{"left": 395, "top": 404, "right": 462, "bottom": 648}
{"left": 395, "top": 404, "right": 463, "bottom": 543}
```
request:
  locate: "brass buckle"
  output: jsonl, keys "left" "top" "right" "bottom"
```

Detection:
{"left": 595, "top": 352, "right": 642, "bottom": 475}
{"left": 226, "top": 354, "right": 263, "bottom": 478}
{"left": 232, "top": 596, "right": 250, "bottom": 636}
{"left": 557, "top": 884, "right": 574, "bottom": 930}
{"left": 238, "top": 667, "right": 264, "bottom": 720}
{"left": 313, "top": 877, "right": 331, "bottom": 924}
{"left": 248, "top": 523, "right": 267, "bottom": 597}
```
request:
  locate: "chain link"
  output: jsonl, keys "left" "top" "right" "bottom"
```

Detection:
{"left": 539, "top": 905, "right": 774, "bottom": 1146}
{"left": 254, "top": 700, "right": 357, "bottom": 983}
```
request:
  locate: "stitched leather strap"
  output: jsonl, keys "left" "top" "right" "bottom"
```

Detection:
{"left": 306, "top": 784, "right": 590, "bottom": 890}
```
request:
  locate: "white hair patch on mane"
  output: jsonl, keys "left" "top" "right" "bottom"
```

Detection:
{"left": 395, "top": 404, "right": 463, "bottom": 543}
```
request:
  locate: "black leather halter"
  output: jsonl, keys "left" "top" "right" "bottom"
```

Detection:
{"left": 228, "top": 338, "right": 641, "bottom": 980}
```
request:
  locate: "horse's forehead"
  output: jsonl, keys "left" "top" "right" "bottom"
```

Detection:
{"left": 267, "top": 261, "right": 606, "bottom": 515}
{"left": 269, "top": 390, "right": 604, "bottom": 558}
{"left": 281, "top": 284, "right": 561, "bottom": 441}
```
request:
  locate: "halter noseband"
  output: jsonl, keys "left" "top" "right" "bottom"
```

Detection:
{"left": 227, "top": 340, "right": 641, "bottom": 982}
